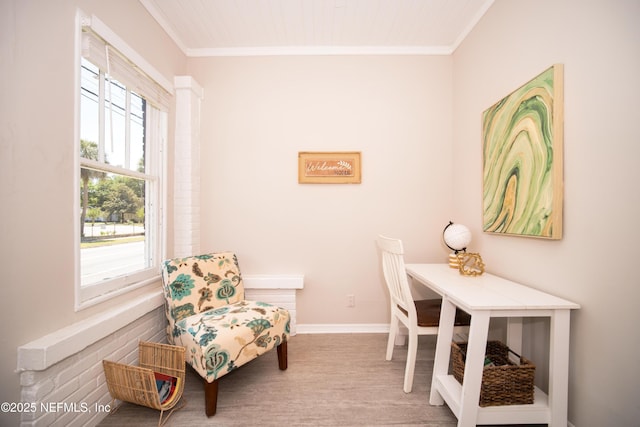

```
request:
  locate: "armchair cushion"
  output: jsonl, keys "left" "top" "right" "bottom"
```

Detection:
{"left": 173, "top": 300, "right": 289, "bottom": 382}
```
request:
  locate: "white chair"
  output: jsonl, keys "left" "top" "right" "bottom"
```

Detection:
{"left": 377, "top": 235, "right": 471, "bottom": 393}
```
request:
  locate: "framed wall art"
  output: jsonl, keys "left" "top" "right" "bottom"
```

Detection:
{"left": 298, "top": 151, "right": 361, "bottom": 184}
{"left": 482, "top": 64, "right": 564, "bottom": 239}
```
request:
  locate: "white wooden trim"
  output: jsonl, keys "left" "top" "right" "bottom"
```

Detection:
{"left": 18, "top": 290, "right": 164, "bottom": 371}
{"left": 186, "top": 45, "right": 453, "bottom": 57}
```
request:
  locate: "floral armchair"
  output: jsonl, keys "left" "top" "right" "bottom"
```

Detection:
{"left": 161, "top": 252, "right": 290, "bottom": 416}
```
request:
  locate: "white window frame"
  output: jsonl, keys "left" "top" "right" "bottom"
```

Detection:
{"left": 74, "top": 11, "right": 171, "bottom": 310}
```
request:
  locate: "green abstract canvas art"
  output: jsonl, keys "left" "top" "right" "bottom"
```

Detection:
{"left": 482, "top": 64, "right": 564, "bottom": 239}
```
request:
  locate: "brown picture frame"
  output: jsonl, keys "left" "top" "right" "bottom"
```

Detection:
{"left": 298, "top": 151, "right": 361, "bottom": 184}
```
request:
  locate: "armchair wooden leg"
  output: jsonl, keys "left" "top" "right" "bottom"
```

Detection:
{"left": 277, "top": 341, "right": 288, "bottom": 370}
{"left": 204, "top": 379, "right": 219, "bottom": 417}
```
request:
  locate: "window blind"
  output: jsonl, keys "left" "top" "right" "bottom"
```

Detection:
{"left": 81, "top": 26, "right": 171, "bottom": 110}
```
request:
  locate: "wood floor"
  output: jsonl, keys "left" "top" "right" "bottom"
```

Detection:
{"left": 97, "top": 333, "right": 544, "bottom": 426}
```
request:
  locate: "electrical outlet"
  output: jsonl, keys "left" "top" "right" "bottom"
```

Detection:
{"left": 347, "top": 294, "right": 355, "bottom": 307}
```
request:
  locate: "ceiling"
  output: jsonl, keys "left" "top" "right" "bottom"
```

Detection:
{"left": 139, "top": 0, "right": 495, "bottom": 56}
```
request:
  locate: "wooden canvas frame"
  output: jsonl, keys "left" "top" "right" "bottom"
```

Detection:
{"left": 482, "top": 64, "right": 564, "bottom": 239}
{"left": 298, "top": 152, "right": 361, "bottom": 184}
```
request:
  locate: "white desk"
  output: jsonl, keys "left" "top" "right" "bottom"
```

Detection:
{"left": 405, "top": 264, "right": 579, "bottom": 427}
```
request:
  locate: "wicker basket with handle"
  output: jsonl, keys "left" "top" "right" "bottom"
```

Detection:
{"left": 451, "top": 340, "right": 535, "bottom": 407}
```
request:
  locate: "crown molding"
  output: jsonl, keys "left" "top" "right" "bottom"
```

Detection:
{"left": 450, "top": 0, "right": 495, "bottom": 51}
{"left": 139, "top": 0, "right": 189, "bottom": 54}
{"left": 186, "top": 45, "right": 454, "bottom": 57}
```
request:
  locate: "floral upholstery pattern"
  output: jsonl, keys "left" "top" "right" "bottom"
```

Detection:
{"left": 161, "top": 252, "right": 290, "bottom": 383}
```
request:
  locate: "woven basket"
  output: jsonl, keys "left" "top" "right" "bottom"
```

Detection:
{"left": 451, "top": 341, "right": 535, "bottom": 407}
{"left": 103, "top": 341, "right": 186, "bottom": 426}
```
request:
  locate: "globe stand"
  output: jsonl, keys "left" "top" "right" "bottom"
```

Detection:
{"left": 448, "top": 252, "right": 460, "bottom": 269}
{"left": 443, "top": 221, "right": 469, "bottom": 269}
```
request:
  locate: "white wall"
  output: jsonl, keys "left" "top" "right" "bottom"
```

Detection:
{"left": 0, "top": 1, "right": 185, "bottom": 425}
{"left": 188, "top": 55, "right": 455, "bottom": 326}
{"left": 452, "top": 0, "right": 640, "bottom": 426}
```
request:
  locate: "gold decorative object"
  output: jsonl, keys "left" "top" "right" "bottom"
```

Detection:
{"left": 442, "top": 221, "right": 486, "bottom": 276}
{"left": 456, "top": 253, "right": 485, "bottom": 276}
{"left": 448, "top": 253, "right": 460, "bottom": 269}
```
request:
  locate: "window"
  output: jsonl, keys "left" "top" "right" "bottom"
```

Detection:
{"left": 76, "top": 14, "right": 170, "bottom": 308}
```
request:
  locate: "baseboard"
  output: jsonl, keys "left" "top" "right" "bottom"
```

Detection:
{"left": 296, "top": 323, "right": 389, "bottom": 334}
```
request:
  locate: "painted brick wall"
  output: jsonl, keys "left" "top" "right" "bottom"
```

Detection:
{"left": 19, "top": 307, "right": 166, "bottom": 427}
{"left": 173, "top": 76, "right": 203, "bottom": 259}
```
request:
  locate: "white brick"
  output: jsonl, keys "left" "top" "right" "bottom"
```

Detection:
{"left": 20, "top": 370, "right": 37, "bottom": 387}
{"left": 55, "top": 354, "right": 96, "bottom": 387}
{"left": 79, "top": 361, "right": 104, "bottom": 386}
{"left": 21, "top": 378, "right": 55, "bottom": 402}
{"left": 174, "top": 77, "right": 202, "bottom": 258}
{"left": 44, "top": 376, "right": 81, "bottom": 404}
{"left": 20, "top": 306, "right": 167, "bottom": 426}
{"left": 22, "top": 410, "right": 56, "bottom": 426}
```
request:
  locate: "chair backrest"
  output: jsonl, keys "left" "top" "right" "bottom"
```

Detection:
{"left": 161, "top": 252, "right": 245, "bottom": 322}
{"left": 377, "top": 235, "right": 416, "bottom": 316}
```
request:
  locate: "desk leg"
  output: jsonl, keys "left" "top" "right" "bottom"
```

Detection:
{"left": 549, "top": 309, "right": 571, "bottom": 427}
{"left": 457, "top": 311, "right": 490, "bottom": 427}
{"left": 429, "top": 297, "right": 456, "bottom": 405}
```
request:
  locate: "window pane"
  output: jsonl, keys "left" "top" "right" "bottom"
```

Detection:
{"left": 80, "top": 170, "right": 147, "bottom": 286}
{"left": 78, "top": 37, "right": 163, "bottom": 306}
{"left": 80, "top": 59, "right": 100, "bottom": 151}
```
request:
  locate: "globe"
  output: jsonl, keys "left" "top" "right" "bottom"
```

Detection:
{"left": 443, "top": 222, "right": 471, "bottom": 252}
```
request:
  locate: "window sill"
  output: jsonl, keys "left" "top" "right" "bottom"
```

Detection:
{"left": 17, "top": 289, "right": 164, "bottom": 371}
{"left": 76, "top": 275, "right": 161, "bottom": 311}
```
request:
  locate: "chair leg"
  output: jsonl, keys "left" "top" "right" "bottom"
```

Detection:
{"left": 204, "top": 379, "right": 219, "bottom": 417}
{"left": 202, "top": 343, "right": 286, "bottom": 417}
{"left": 404, "top": 331, "right": 418, "bottom": 393}
{"left": 386, "top": 316, "right": 399, "bottom": 360}
{"left": 277, "top": 341, "right": 288, "bottom": 370}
